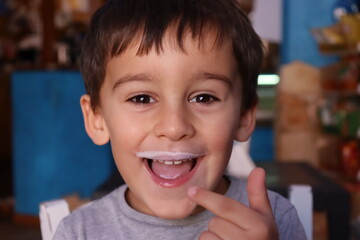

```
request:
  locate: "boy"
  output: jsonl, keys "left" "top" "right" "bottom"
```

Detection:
{"left": 54, "top": 0, "right": 307, "bottom": 239}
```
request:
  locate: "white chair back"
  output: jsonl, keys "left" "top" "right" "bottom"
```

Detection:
{"left": 289, "top": 184, "right": 313, "bottom": 240}
{"left": 39, "top": 199, "right": 70, "bottom": 240}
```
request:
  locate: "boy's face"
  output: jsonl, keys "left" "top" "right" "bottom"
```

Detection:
{"left": 81, "top": 32, "right": 256, "bottom": 219}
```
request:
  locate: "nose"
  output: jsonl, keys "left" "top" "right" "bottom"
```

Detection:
{"left": 153, "top": 104, "right": 195, "bottom": 141}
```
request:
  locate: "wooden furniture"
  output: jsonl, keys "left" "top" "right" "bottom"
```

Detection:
{"left": 257, "top": 161, "right": 351, "bottom": 240}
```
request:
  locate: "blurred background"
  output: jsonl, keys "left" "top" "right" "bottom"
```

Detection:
{"left": 0, "top": 0, "right": 359, "bottom": 239}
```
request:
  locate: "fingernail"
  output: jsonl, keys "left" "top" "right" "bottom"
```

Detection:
{"left": 187, "top": 186, "right": 198, "bottom": 197}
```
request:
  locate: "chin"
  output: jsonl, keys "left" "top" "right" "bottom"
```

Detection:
{"left": 150, "top": 198, "right": 198, "bottom": 220}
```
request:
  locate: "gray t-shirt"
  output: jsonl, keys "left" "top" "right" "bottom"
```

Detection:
{"left": 53, "top": 176, "right": 307, "bottom": 240}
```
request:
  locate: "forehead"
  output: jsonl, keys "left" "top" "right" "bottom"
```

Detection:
{"left": 111, "top": 19, "right": 233, "bottom": 55}
{"left": 103, "top": 29, "right": 241, "bottom": 98}
{"left": 112, "top": 26, "right": 236, "bottom": 65}
{"left": 107, "top": 28, "right": 237, "bottom": 71}
{"left": 99, "top": 27, "right": 243, "bottom": 109}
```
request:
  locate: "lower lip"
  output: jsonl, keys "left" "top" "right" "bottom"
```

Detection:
{"left": 143, "top": 158, "right": 202, "bottom": 188}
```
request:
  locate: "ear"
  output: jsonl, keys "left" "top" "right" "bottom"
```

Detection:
{"left": 235, "top": 106, "right": 257, "bottom": 142}
{"left": 80, "top": 94, "right": 110, "bottom": 145}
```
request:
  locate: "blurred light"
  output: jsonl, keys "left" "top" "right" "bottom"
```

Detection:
{"left": 258, "top": 74, "right": 280, "bottom": 85}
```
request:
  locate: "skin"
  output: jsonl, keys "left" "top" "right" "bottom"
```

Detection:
{"left": 80, "top": 31, "right": 278, "bottom": 239}
{"left": 188, "top": 168, "right": 278, "bottom": 240}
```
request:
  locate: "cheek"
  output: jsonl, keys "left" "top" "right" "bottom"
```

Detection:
{"left": 204, "top": 114, "right": 239, "bottom": 145}
{"left": 106, "top": 116, "right": 148, "bottom": 159}
{"left": 107, "top": 112, "right": 145, "bottom": 139}
{"left": 211, "top": 137, "right": 234, "bottom": 167}
{"left": 203, "top": 113, "right": 239, "bottom": 161}
{"left": 108, "top": 121, "right": 145, "bottom": 181}
{"left": 209, "top": 133, "right": 233, "bottom": 155}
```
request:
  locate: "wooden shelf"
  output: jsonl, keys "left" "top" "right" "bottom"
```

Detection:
{"left": 319, "top": 46, "right": 360, "bottom": 57}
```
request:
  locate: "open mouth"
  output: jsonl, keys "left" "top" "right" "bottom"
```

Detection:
{"left": 147, "top": 158, "right": 198, "bottom": 180}
{"left": 136, "top": 151, "right": 203, "bottom": 187}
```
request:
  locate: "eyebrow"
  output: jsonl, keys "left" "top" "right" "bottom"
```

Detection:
{"left": 112, "top": 73, "right": 151, "bottom": 91}
{"left": 112, "top": 71, "right": 234, "bottom": 91}
{"left": 194, "top": 72, "right": 234, "bottom": 88}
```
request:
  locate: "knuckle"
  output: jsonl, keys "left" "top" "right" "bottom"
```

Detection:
{"left": 249, "top": 218, "right": 277, "bottom": 239}
{"left": 198, "top": 233, "right": 206, "bottom": 240}
{"left": 216, "top": 202, "right": 234, "bottom": 215}
{"left": 208, "top": 216, "right": 221, "bottom": 231}
{"left": 198, "top": 231, "right": 217, "bottom": 240}
{"left": 258, "top": 224, "right": 270, "bottom": 236}
{"left": 260, "top": 222, "right": 271, "bottom": 234}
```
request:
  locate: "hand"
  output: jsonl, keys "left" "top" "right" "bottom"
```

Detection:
{"left": 187, "top": 168, "right": 279, "bottom": 240}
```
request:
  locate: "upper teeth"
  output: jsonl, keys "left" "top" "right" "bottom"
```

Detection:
{"left": 154, "top": 159, "right": 191, "bottom": 165}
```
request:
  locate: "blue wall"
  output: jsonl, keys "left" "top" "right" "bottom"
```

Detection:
{"left": 281, "top": 0, "right": 339, "bottom": 67}
{"left": 12, "top": 71, "right": 114, "bottom": 216}
{"left": 250, "top": 127, "right": 274, "bottom": 162}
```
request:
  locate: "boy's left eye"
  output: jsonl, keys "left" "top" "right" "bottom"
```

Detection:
{"left": 189, "top": 94, "right": 219, "bottom": 104}
{"left": 127, "top": 94, "right": 155, "bottom": 104}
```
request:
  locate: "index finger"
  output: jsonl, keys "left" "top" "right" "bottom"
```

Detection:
{"left": 187, "top": 184, "right": 258, "bottom": 228}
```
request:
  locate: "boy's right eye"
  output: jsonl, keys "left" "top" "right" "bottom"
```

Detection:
{"left": 127, "top": 94, "right": 155, "bottom": 104}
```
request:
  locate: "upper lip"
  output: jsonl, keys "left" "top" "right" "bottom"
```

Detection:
{"left": 135, "top": 151, "right": 205, "bottom": 161}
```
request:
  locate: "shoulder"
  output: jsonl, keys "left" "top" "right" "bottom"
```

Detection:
{"left": 267, "top": 190, "right": 294, "bottom": 216}
{"left": 267, "top": 191, "right": 307, "bottom": 240}
{"left": 65, "top": 185, "right": 123, "bottom": 222}
{"left": 53, "top": 185, "right": 127, "bottom": 239}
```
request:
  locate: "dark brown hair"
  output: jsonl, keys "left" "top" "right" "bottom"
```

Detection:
{"left": 80, "top": 0, "right": 264, "bottom": 111}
